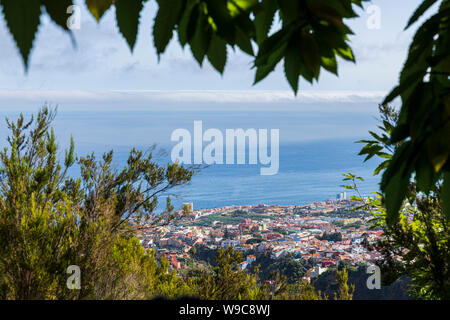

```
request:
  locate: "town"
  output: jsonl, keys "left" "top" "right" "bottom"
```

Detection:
{"left": 136, "top": 192, "right": 383, "bottom": 283}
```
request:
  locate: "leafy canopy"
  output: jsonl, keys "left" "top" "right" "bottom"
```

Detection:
{"left": 380, "top": 0, "right": 450, "bottom": 225}
{"left": 343, "top": 105, "right": 450, "bottom": 300}
{"left": 0, "top": 0, "right": 367, "bottom": 94}
{"left": 0, "top": 107, "right": 194, "bottom": 299}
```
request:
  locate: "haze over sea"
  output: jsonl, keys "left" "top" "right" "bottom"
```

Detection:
{"left": 0, "top": 99, "right": 383, "bottom": 212}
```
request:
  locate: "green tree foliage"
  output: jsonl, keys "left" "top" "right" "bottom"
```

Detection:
{"left": 189, "top": 244, "right": 218, "bottom": 266}
{"left": 0, "top": 0, "right": 367, "bottom": 93}
{"left": 317, "top": 231, "right": 343, "bottom": 242}
{"left": 312, "top": 265, "right": 411, "bottom": 300}
{"left": 188, "top": 247, "right": 327, "bottom": 300}
{"left": 246, "top": 237, "right": 265, "bottom": 244}
{"left": 188, "top": 247, "right": 268, "bottom": 299}
{"left": 275, "top": 282, "right": 325, "bottom": 300}
{"left": 0, "top": 107, "right": 194, "bottom": 299}
{"left": 253, "top": 253, "right": 310, "bottom": 284}
{"left": 380, "top": 0, "right": 450, "bottom": 225}
{"left": 334, "top": 267, "right": 354, "bottom": 300}
{"left": 344, "top": 105, "right": 450, "bottom": 300}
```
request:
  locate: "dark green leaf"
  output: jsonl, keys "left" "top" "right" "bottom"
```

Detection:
{"left": 284, "top": 39, "right": 301, "bottom": 94}
{"left": 254, "top": 40, "right": 288, "bottom": 84}
{"left": 41, "top": 0, "right": 73, "bottom": 31}
{"left": 254, "top": 0, "right": 277, "bottom": 44}
{"left": 405, "top": 0, "right": 438, "bottom": 29}
{"left": 278, "top": 0, "right": 300, "bottom": 24}
{"left": 308, "top": 2, "right": 343, "bottom": 27}
{"left": 207, "top": 34, "right": 227, "bottom": 74}
{"left": 383, "top": 165, "right": 410, "bottom": 226}
{"left": 115, "top": 0, "right": 144, "bottom": 52}
{"left": 190, "top": 12, "right": 212, "bottom": 65}
{"left": 383, "top": 70, "right": 425, "bottom": 104}
{"left": 301, "top": 33, "right": 321, "bottom": 77}
{"left": 381, "top": 143, "right": 414, "bottom": 226}
{"left": 235, "top": 26, "right": 254, "bottom": 56}
{"left": 1, "top": 0, "right": 42, "bottom": 69}
{"left": 177, "top": 0, "right": 197, "bottom": 46}
{"left": 153, "top": 0, "right": 184, "bottom": 55}
{"left": 442, "top": 172, "right": 450, "bottom": 220}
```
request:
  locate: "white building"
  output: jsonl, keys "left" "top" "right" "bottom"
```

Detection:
{"left": 221, "top": 239, "right": 240, "bottom": 248}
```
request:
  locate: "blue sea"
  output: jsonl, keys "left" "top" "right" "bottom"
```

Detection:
{"left": 0, "top": 104, "right": 382, "bottom": 212}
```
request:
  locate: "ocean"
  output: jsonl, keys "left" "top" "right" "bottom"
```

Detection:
{"left": 0, "top": 104, "right": 382, "bottom": 212}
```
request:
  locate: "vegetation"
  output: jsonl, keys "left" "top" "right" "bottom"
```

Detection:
{"left": 254, "top": 253, "right": 311, "bottom": 284}
{"left": 246, "top": 237, "right": 265, "bottom": 244}
{"left": 334, "top": 267, "right": 354, "bottom": 300}
{"left": 343, "top": 104, "right": 450, "bottom": 300}
{"left": 192, "top": 212, "right": 276, "bottom": 226}
{"left": 187, "top": 247, "right": 268, "bottom": 299}
{"left": 312, "top": 265, "right": 411, "bottom": 300}
{"left": 0, "top": 108, "right": 194, "bottom": 299}
{"left": 189, "top": 244, "right": 219, "bottom": 266}
{"left": 317, "top": 231, "right": 343, "bottom": 242}
{"left": 379, "top": 0, "right": 450, "bottom": 225}
{"left": 0, "top": 0, "right": 448, "bottom": 301}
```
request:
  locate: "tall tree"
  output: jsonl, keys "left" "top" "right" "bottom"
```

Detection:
{"left": 0, "top": 107, "right": 194, "bottom": 299}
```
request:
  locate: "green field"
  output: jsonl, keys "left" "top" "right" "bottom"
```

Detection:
{"left": 192, "top": 212, "right": 278, "bottom": 226}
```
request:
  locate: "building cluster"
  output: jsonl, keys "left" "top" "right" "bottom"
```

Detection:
{"left": 136, "top": 199, "right": 383, "bottom": 281}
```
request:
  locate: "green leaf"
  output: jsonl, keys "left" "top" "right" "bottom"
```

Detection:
{"left": 254, "top": 38, "right": 288, "bottom": 84}
{"left": 442, "top": 172, "right": 450, "bottom": 220}
{"left": 233, "top": 0, "right": 258, "bottom": 11}
{"left": 255, "top": 28, "right": 290, "bottom": 66}
{"left": 153, "top": 0, "right": 184, "bottom": 55}
{"left": 308, "top": 2, "right": 343, "bottom": 27}
{"left": 254, "top": 0, "right": 277, "bottom": 44}
{"left": 207, "top": 34, "right": 227, "bottom": 74}
{"left": 383, "top": 70, "right": 425, "bottom": 104}
{"left": 86, "top": 0, "right": 113, "bottom": 22}
{"left": 321, "top": 55, "right": 338, "bottom": 76}
{"left": 405, "top": 0, "right": 438, "bottom": 29}
{"left": 383, "top": 165, "right": 410, "bottom": 226}
{"left": 235, "top": 26, "right": 254, "bottom": 56}
{"left": 374, "top": 160, "right": 390, "bottom": 176}
{"left": 115, "top": 0, "right": 144, "bottom": 52}
{"left": 1, "top": 0, "right": 42, "bottom": 69}
{"left": 41, "top": 0, "right": 73, "bottom": 31}
{"left": 335, "top": 46, "right": 355, "bottom": 62}
{"left": 301, "top": 33, "right": 321, "bottom": 77}
{"left": 278, "top": 0, "right": 300, "bottom": 24}
{"left": 190, "top": 12, "right": 212, "bottom": 65}
{"left": 284, "top": 39, "right": 301, "bottom": 95}
{"left": 381, "top": 143, "right": 414, "bottom": 226}
{"left": 204, "top": 0, "right": 233, "bottom": 39}
{"left": 416, "top": 153, "right": 435, "bottom": 192}
{"left": 177, "top": 0, "right": 197, "bottom": 46}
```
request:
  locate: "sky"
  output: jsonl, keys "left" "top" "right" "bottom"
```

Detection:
{"left": 0, "top": 0, "right": 431, "bottom": 110}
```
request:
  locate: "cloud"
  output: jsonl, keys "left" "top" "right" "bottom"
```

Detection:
{"left": 0, "top": 89, "right": 387, "bottom": 106}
